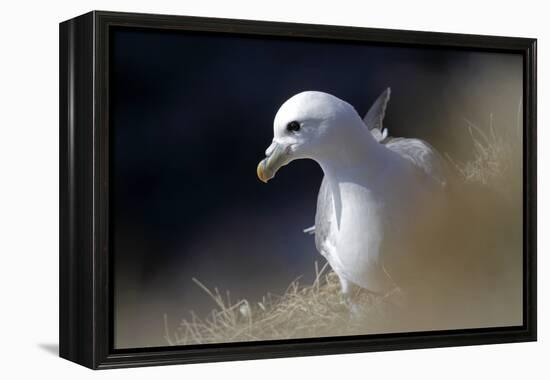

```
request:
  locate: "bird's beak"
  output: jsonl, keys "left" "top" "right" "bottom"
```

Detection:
{"left": 257, "top": 142, "right": 292, "bottom": 183}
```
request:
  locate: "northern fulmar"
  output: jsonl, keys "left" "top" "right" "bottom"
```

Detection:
{"left": 257, "top": 89, "right": 449, "bottom": 307}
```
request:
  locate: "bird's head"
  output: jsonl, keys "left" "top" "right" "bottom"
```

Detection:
{"left": 257, "top": 91, "right": 364, "bottom": 183}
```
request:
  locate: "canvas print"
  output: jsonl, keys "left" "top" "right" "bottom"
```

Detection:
{"left": 111, "top": 28, "right": 523, "bottom": 349}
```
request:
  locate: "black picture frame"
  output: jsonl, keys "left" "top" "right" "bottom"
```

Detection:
{"left": 59, "top": 10, "right": 537, "bottom": 369}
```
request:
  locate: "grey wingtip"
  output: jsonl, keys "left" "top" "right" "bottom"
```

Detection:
{"left": 381, "top": 88, "right": 391, "bottom": 115}
{"left": 364, "top": 87, "right": 392, "bottom": 124}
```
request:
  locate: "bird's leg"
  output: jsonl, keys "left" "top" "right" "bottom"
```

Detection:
{"left": 319, "top": 241, "right": 361, "bottom": 313}
{"left": 320, "top": 241, "right": 362, "bottom": 314}
{"left": 339, "top": 275, "right": 351, "bottom": 299}
{"left": 338, "top": 276, "right": 361, "bottom": 314}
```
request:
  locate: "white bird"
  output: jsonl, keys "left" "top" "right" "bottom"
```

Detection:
{"left": 257, "top": 89, "right": 449, "bottom": 306}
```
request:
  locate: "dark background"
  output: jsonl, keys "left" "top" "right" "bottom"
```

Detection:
{"left": 111, "top": 27, "right": 522, "bottom": 348}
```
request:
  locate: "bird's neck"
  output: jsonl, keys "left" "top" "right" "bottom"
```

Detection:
{"left": 315, "top": 127, "right": 388, "bottom": 183}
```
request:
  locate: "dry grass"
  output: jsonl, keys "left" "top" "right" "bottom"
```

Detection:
{"left": 446, "top": 102, "right": 522, "bottom": 197}
{"left": 166, "top": 262, "right": 403, "bottom": 345}
{"left": 166, "top": 105, "right": 523, "bottom": 346}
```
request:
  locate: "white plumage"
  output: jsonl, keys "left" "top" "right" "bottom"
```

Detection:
{"left": 257, "top": 89, "right": 449, "bottom": 302}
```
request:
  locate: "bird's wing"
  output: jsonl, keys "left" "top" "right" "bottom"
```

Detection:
{"left": 385, "top": 137, "right": 449, "bottom": 187}
{"left": 363, "top": 87, "right": 391, "bottom": 143}
{"left": 313, "top": 176, "right": 333, "bottom": 255}
{"left": 363, "top": 87, "right": 448, "bottom": 187}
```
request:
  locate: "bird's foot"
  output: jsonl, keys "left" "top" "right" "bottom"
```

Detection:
{"left": 341, "top": 293, "right": 363, "bottom": 317}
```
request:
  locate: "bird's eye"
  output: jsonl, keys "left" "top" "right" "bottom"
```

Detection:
{"left": 286, "top": 121, "right": 301, "bottom": 133}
